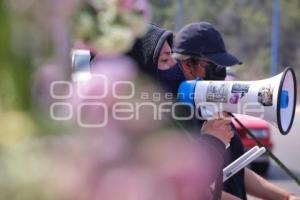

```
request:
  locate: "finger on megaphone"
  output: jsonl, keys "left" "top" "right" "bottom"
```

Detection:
{"left": 220, "top": 111, "right": 234, "bottom": 121}
{"left": 217, "top": 118, "right": 232, "bottom": 126}
{"left": 212, "top": 111, "right": 232, "bottom": 121}
{"left": 220, "top": 111, "right": 230, "bottom": 117}
{"left": 211, "top": 112, "right": 222, "bottom": 119}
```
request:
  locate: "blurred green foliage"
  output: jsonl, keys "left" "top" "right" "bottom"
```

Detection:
{"left": 151, "top": 0, "right": 300, "bottom": 83}
{"left": 0, "top": 1, "right": 32, "bottom": 111}
{"left": 0, "top": 0, "right": 71, "bottom": 141}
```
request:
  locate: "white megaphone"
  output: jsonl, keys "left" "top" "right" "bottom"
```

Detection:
{"left": 178, "top": 67, "right": 297, "bottom": 135}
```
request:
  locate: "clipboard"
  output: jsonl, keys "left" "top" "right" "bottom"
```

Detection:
{"left": 223, "top": 146, "right": 266, "bottom": 182}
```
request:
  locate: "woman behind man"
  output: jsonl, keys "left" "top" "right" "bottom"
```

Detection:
{"left": 128, "top": 23, "right": 234, "bottom": 200}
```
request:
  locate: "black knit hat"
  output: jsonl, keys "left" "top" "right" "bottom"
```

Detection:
{"left": 127, "top": 24, "right": 173, "bottom": 76}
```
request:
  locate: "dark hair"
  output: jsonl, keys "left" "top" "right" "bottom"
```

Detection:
{"left": 179, "top": 55, "right": 203, "bottom": 70}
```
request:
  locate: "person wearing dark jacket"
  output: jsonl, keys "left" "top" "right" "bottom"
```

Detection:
{"left": 173, "top": 21, "right": 300, "bottom": 200}
{"left": 128, "top": 23, "right": 234, "bottom": 200}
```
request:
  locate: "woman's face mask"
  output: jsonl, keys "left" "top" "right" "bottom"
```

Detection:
{"left": 157, "top": 63, "right": 186, "bottom": 94}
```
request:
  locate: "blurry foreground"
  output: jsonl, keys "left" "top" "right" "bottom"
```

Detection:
{"left": 0, "top": 1, "right": 214, "bottom": 200}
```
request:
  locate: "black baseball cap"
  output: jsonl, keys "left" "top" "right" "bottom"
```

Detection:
{"left": 173, "top": 22, "right": 242, "bottom": 66}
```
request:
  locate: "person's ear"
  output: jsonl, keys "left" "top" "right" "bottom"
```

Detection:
{"left": 181, "top": 61, "right": 195, "bottom": 80}
{"left": 181, "top": 60, "right": 194, "bottom": 73}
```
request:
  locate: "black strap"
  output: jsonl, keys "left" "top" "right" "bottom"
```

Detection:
{"left": 229, "top": 112, "right": 300, "bottom": 186}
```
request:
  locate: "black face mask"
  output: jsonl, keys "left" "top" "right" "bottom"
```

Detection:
{"left": 157, "top": 63, "right": 186, "bottom": 94}
{"left": 204, "top": 63, "right": 227, "bottom": 80}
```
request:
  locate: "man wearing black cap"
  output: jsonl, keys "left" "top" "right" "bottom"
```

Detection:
{"left": 172, "top": 22, "right": 242, "bottom": 81}
{"left": 173, "top": 21, "right": 299, "bottom": 200}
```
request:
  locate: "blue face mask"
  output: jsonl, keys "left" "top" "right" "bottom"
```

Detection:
{"left": 157, "top": 63, "right": 186, "bottom": 94}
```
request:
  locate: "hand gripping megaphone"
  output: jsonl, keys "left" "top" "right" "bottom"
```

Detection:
{"left": 178, "top": 67, "right": 297, "bottom": 135}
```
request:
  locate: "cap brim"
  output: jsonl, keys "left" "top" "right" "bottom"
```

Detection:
{"left": 206, "top": 52, "right": 242, "bottom": 67}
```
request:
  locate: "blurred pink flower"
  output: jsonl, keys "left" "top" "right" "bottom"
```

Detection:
{"left": 33, "top": 64, "right": 65, "bottom": 110}
{"left": 92, "top": 165, "right": 176, "bottom": 200}
{"left": 43, "top": 131, "right": 131, "bottom": 199}
{"left": 69, "top": 56, "right": 137, "bottom": 128}
{"left": 137, "top": 133, "right": 214, "bottom": 200}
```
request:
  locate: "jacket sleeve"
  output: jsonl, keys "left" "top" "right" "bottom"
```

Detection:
{"left": 195, "top": 134, "right": 226, "bottom": 194}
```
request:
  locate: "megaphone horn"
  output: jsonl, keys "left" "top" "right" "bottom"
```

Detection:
{"left": 178, "top": 67, "right": 297, "bottom": 135}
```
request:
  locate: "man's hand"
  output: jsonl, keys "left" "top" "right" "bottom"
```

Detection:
{"left": 201, "top": 112, "right": 233, "bottom": 146}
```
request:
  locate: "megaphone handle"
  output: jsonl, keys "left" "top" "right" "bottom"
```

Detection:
{"left": 228, "top": 112, "right": 300, "bottom": 186}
